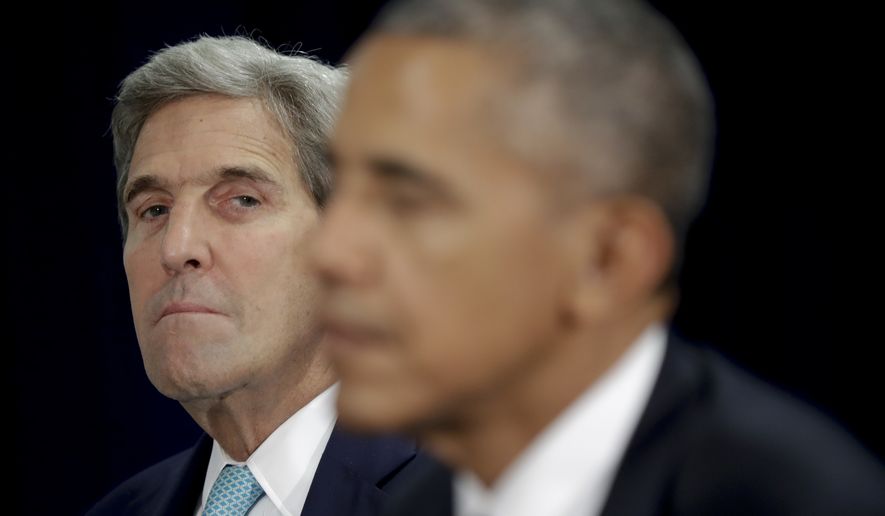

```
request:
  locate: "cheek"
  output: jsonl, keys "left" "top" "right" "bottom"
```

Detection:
{"left": 225, "top": 223, "right": 308, "bottom": 280}
{"left": 222, "top": 224, "right": 320, "bottom": 329}
{"left": 390, "top": 224, "right": 563, "bottom": 402}
{"left": 123, "top": 243, "right": 160, "bottom": 312}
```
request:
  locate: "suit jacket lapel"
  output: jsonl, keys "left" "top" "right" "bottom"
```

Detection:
{"left": 127, "top": 426, "right": 418, "bottom": 516}
{"left": 380, "top": 457, "right": 453, "bottom": 516}
{"left": 301, "top": 426, "right": 420, "bottom": 516}
{"left": 134, "top": 433, "right": 213, "bottom": 516}
{"left": 598, "top": 335, "right": 708, "bottom": 516}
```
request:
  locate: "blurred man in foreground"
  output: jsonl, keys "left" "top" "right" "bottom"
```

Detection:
{"left": 90, "top": 35, "right": 422, "bottom": 516}
{"left": 312, "top": 1, "right": 885, "bottom": 514}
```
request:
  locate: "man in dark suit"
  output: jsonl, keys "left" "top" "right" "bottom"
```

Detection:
{"left": 89, "top": 35, "right": 423, "bottom": 516}
{"left": 310, "top": 1, "right": 885, "bottom": 515}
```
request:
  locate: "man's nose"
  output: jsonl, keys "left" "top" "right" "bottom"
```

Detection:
{"left": 160, "top": 202, "right": 213, "bottom": 275}
{"left": 311, "top": 196, "right": 379, "bottom": 287}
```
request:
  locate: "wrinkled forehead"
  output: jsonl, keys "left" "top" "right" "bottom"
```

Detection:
{"left": 129, "top": 95, "right": 298, "bottom": 182}
{"left": 152, "top": 94, "right": 281, "bottom": 138}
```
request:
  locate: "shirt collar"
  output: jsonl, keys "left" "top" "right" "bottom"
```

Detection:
{"left": 200, "top": 383, "right": 339, "bottom": 516}
{"left": 455, "top": 324, "right": 667, "bottom": 516}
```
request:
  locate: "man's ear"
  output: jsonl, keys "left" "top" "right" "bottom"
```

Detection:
{"left": 561, "top": 195, "right": 675, "bottom": 324}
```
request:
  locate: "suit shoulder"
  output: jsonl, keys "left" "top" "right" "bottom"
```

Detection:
{"left": 86, "top": 444, "right": 201, "bottom": 515}
{"left": 672, "top": 344, "right": 885, "bottom": 514}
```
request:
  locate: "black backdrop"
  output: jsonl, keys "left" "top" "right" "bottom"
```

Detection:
{"left": 8, "top": 2, "right": 880, "bottom": 514}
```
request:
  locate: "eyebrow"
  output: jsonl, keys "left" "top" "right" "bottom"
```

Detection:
{"left": 124, "top": 165, "right": 282, "bottom": 205}
{"left": 124, "top": 175, "right": 165, "bottom": 205}
{"left": 366, "top": 156, "right": 453, "bottom": 199}
{"left": 215, "top": 165, "right": 281, "bottom": 190}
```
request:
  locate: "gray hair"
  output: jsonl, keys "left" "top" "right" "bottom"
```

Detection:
{"left": 111, "top": 35, "right": 347, "bottom": 233}
{"left": 372, "top": 0, "right": 715, "bottom": 246}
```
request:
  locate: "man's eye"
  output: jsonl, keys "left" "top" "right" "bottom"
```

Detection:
{"left": 140, "top": 205, "right": 169, "bottom": 219}
{"left": 233, "top": 195, "right": 261, "bottom": 208}
{"left": 385, "top": 189, "right": 427, "bottom": 214}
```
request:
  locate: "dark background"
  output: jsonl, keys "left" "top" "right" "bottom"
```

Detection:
{"left": 8, "top": 2, "right": 878, "bottom": 514}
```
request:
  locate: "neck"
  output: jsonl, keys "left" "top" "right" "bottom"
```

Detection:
{"left": 182, "top": 353, "right": 337, "bottom": 461}
{"left": 420, "top": 298, "right": 670, "bottom": 485}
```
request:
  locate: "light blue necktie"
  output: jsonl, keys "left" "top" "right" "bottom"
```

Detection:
{"left": 202, "top": 464, "right": 266, "bottom": 516}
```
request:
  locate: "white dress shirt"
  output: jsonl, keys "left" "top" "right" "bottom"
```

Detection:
{"left": 195, "top": 384, "right": 338, "bottom": 516}
{"left": 454, "top": 324, "right": 667, "bottom": 516}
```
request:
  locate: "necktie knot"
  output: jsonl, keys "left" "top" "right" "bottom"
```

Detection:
{"left": 203, "top": 464, "right": 265, "bottom": 516}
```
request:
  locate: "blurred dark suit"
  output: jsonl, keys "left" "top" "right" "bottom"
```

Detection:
{"left": 383, "top": 336, "right": 885, "bottom": 516}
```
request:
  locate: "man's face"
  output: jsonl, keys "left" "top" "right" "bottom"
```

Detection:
{"left": 313, "top": 37, "right": 576, "bottom": 432}
{"left": 124, "top": 95, "right": 322, "bottom": 401}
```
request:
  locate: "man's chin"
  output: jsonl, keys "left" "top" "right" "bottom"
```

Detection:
{"left": 335, "top": 383, "right": 426, "bottom": 435}
{"left": 145, "top": 366, "right": 241, "bottom": 403}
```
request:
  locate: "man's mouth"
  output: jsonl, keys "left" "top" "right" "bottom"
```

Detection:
{"left": 156, "top": 302, "right": 222, "bottom": 322}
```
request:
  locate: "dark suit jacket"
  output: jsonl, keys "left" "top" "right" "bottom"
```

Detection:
{"left": 88, "top": 426, "right": 429, "bottom": 516}
{"left": 383, "top": 336, "right": 885, "bottom": 516}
